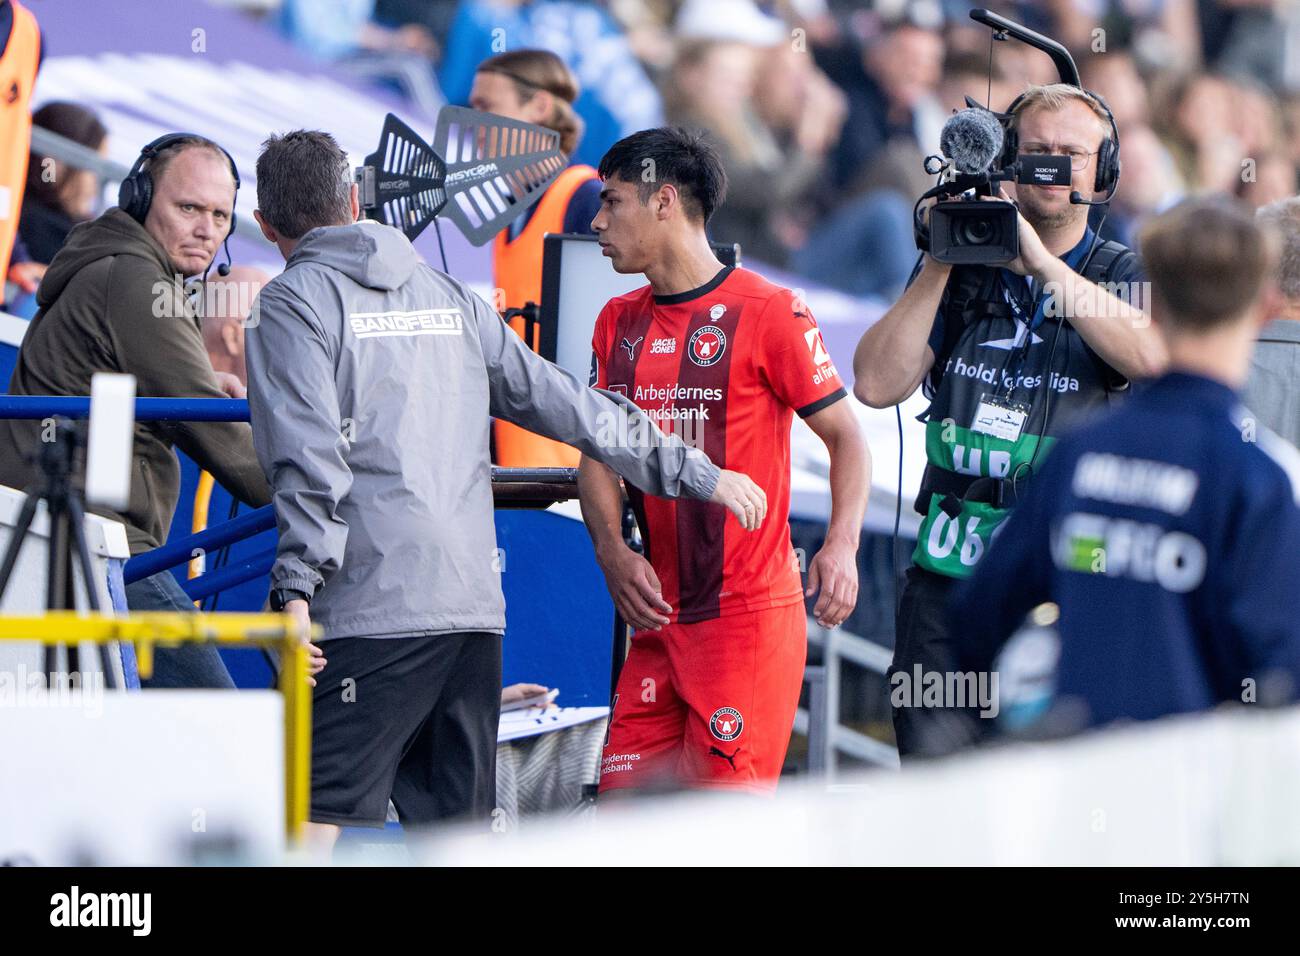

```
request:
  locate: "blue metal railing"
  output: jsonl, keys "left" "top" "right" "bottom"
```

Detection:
{"left": 0, "top": 396, "right": 249, "bottom": 421}
{"left": 0, "top": 395, "right": 270, "bottom": 595}
{"left": 123, "top": 506, "right": 276, "bottom": 585}
{"left": 180, "top": 548, "right": 277, "bottom": 602}
{"left": 1, "top": 396, "right": 581, "bottom": 601}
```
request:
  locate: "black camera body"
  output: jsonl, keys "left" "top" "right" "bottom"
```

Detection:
{"left": 927, "top": 196, "right": 1019, "bottom": 265}
{"left": 920, "top": 154, "right": 1072, "bottom": 266}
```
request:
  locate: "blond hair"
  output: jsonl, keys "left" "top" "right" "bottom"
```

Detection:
{"left": 1009, "top": 83, "right": 1112, "bottom": 141}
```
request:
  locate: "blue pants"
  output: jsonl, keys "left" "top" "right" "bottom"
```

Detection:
{"left": 125, "top": 570, "right": 235, "bottom": 689}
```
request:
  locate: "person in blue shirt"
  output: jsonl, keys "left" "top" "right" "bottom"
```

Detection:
{"left": 439, "top": 0, "right": 663, "bottom": 169}
{"left": 953, "top": 196, "right": 1300, "bottom": 739}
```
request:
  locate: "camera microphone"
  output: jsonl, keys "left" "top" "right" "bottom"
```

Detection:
{"left": 939, "top": 108, "right": 1005, "bottom": 175}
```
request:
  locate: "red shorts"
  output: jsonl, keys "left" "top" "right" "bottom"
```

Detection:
{"left": 599, "top": 601, "right": 807, "bottom": 795}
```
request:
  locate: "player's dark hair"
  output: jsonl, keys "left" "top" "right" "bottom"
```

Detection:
{"left": 597, "top": 126, "right": 727, "bottom": 225}
{"left": 256, "top": 129, "right": 353, "bottom": 240}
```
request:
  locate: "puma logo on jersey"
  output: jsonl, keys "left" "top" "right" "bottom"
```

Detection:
{"left": 621, "top": 336, "right": 644, "bottom": 360}
{"left": 650, "top": 337, "right": 676, "bottom": 355}
{"left": 708, "top": 746, "right": 741, "bottom": 771}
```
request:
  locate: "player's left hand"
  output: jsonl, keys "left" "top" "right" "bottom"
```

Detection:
{"left": 806, "top": 538, "right": 858, "bottom": 629}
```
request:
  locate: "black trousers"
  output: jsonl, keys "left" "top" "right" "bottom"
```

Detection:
{"left": 310, "top": 632, "right": 501, "bottom": 828}
{"left": 889, "top": 566, "right": 983, "bottom": 760}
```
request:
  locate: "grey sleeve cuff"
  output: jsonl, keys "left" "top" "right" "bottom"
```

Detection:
{"left": 678, "top": 447, "right": 720, "bottom": 501}
{"left": 270, "top": 572, "right": 320, "bottom": 597}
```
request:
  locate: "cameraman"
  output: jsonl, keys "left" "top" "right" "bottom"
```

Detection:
{"left": 852, "top": 84, "right": 1166, "bottom": 759}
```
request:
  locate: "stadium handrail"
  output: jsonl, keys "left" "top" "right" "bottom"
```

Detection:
{"left": 0, "top": 396, "right": 271, "bottom": 591}
{"left": 0, "top": 396, "right": 582, "bottom": 592}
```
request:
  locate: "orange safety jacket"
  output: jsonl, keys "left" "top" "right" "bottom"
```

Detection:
{"left": 0, "top": 0, "right": 39, "bottom": 282}
{"left": 491, "top": 163, "right": 598, "bottom": 468}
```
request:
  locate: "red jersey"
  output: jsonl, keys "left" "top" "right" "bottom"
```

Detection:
{"left": 591, "top": 266, "right": 847, "bottom": 624}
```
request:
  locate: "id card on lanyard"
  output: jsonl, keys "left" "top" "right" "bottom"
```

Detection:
{"left": 970, "top": 235, "right": 1093, "bottom": 442}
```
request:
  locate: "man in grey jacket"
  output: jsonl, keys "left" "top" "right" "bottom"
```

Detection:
{"left": 1244, "top": 196, "right": 1300, "bottom": 448}
{"left": 245, "top": 130, "right": 766, "bottom": 845}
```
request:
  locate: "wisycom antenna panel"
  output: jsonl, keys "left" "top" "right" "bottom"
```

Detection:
{"left": 432, "top": 105, "right": 567, "bottom": 246}
{"left": 356, "top": 109, "right": 567, "bottom": 246}
{"left": 356, "top": 113, "right": 449, "bottom": 241}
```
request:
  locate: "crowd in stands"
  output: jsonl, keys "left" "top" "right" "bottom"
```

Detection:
{"left": 267, "top": 0, "right": 1300, "bottom": 298}
{"left": 9, "top": 0, "right": 1300, "bottom": 305}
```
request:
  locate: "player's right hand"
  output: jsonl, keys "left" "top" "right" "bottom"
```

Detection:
{"left": 709, "top": 469, "right": 767, "bottom": 531}
{"left": 597, "top": 546, "right": 673, "bottom": 631}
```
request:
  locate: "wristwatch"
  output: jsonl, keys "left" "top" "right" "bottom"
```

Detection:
{"left": 270, "top": 588, "right": 311, "bottom": 611}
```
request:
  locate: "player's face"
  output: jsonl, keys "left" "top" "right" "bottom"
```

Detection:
{"left": 1012, "top": 100, "right": 1107, "bottom": 230}
{"left": 144, "top": 147, "right": 235, "bottom": 278}
{"left": 591, "top": 175, "right": 658, "bottom": 274}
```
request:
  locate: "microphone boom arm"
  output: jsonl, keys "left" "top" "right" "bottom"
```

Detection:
{"left": 969, "top": 8, "right": 1081, "bottom": 88}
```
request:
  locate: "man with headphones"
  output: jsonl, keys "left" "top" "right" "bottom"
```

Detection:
{"left": 851, "top": 84, "right": 1167, "bottom": 759}
{"left": 0, "top": 133, "right": 273, "bottom": 689}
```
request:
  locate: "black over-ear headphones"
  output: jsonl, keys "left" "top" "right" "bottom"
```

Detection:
{"left": 118, "top": 133, "right": 240, "bottom": 273}
{"left": 999, "top": 88, "right": 1121, "bottom": 198}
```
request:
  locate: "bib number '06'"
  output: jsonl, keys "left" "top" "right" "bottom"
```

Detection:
{"left": 925, "top": 512, "right": 986, "bottom": 567}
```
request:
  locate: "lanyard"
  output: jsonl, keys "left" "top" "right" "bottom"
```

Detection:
{"left": 995, "top": 234, "right": 1093, "bottom": 401}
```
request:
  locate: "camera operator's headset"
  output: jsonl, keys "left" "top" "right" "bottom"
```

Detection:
{"left": 1000, "top": 87, "right": 1121, "bottom": 201}
{"left": 998, "top": 87, "right": 1124, "bottom": 479}
{"left": 118, "top": 132, "right": 239, "bottom": 276}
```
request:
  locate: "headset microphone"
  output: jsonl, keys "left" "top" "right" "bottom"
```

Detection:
{"left": 216, "top": 237, "right": 232, "bottom": 277}
{"left": 1070, "top": 191, "right": 1109, "bottom": 206}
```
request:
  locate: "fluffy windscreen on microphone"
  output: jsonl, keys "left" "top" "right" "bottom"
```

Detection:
{"left": 939, "top": 108, "right": 1005, "bottom": 175}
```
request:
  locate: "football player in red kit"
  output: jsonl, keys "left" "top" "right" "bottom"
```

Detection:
{"left": 580, "top": 127, "right": 870, "bottom": 794}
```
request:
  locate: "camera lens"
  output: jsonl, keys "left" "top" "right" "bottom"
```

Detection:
{"left": 956, "top": 217, "right": 994, "bottom": 246}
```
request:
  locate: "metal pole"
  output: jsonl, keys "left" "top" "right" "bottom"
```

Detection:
{"left": 805, "top": 664, "right": 827, "bottom": 776}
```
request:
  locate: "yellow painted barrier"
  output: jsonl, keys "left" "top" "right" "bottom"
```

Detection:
{"left": 188, "top": 471, "right": 216, "bottom": 593}
{"left": 0, "top": 611, "right": 317, "bottom": 842}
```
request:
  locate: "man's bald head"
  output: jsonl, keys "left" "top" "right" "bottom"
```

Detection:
{"left": 200, "top": 265, "right": 270, "bottom": 386}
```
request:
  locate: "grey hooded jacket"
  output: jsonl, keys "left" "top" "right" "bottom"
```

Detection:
{"left": 245, "top": 220, "right": 719, "bottom": 640}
